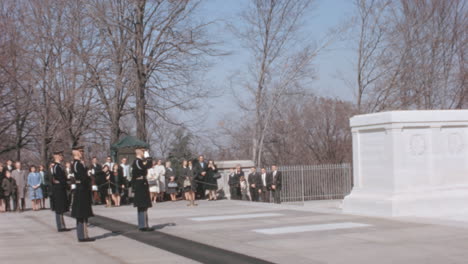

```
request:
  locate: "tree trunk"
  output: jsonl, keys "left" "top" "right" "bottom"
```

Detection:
{"left": 134, "top": 0, "right": 147, "bottom": 142}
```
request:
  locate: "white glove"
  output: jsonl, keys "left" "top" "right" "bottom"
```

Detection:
{"left": 144, "top": 151, "right": 150, "bottom": 158}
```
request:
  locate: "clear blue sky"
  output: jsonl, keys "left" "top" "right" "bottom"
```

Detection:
{"left": 192, "top": 0, "right": 357, "bottom": 128}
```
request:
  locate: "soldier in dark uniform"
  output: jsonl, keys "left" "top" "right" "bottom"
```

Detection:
{"left": 70, "top": 146, "right": 95, "bottom": 242}
{"left": 131, "top": 146, "right": 154, "bottom": 231}
{"left": 51, "top": 150, "right": 71, "bottom": 232}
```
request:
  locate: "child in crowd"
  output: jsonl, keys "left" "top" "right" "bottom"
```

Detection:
{"left": 240, "top": 175, "right": 249, "bottom": 201}
{"left": 2, "top": 171, "right": 17, "bottom": 212}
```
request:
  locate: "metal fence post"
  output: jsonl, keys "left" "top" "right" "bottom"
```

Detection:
{"left": 301, "top": 165, "right": 305, "bottom": 205}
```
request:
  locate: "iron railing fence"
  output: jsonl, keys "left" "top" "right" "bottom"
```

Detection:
{"left": 217, "top": 163, "right": 353, "bottom": 204}
{"left": 275, "top": 163, "right": 352, "bottom": 204}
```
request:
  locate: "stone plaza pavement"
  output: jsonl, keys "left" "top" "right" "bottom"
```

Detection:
{"left": 1, "top": 199, "right": 468, "bottom": 264}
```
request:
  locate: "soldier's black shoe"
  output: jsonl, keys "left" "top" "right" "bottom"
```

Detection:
{"left": 139, "top": 227, "right": 155, "bottom": 232}
{"left": 58, "top": 228, "right": 71, "bottom": 232}
{"left": 78, "top": 238, "right": 96, "bottom": 242}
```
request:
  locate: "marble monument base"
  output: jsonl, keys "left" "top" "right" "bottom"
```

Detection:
{"left": 343, "top": 110, "right": 468, "bottom": 217}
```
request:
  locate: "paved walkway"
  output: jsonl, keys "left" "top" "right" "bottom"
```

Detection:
{"left": 1, "top": 200, "right": 468, "bottom": 263}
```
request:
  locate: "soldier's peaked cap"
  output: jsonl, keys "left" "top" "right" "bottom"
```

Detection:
{"left": 134, "top": 145, "right": 146, "bottom": 150}
{"left": 72, "top": 145, "right": 84, "bottom": 151}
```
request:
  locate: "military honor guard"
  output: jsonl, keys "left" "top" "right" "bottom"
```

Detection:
{"left": 131, "top": 146, "right": 154, "bottom": 231}
{"left": 70, "top": 146, "right": 95, "bottom": 242}
{"left": 51, "top": 150, "right": 71, "bottom": 232}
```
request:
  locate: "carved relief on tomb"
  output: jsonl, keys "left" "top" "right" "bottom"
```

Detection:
{"left": 409, "top": 134, "right": 426, "bottom": 156}
{"left": 447, "top": 132, "right": 464, "bottom": 155}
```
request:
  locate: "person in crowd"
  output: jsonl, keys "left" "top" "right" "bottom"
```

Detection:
{"left": 206, "top": 160, "right": 219, "bottom": 201}
{"left": 100, "top": 165, "right": 112, "bottom": 207}
{"left": 180, "top": 160, "right": 197, "bottom": 206}
{"left": 228, "top": 168, "right": 239, "bottom": 200}
{"left": 120, "top": 157, "right": 130, "bottom": 180}
{"left": 259, "top": 167, "right": 270, "bottom": 203}
{"left": 90, "top": 157, "right": 102, "bottom": 205}
{"left": 28, "top": 165, "right": 43, "bottom": 211}
{"left": 2, "top": 170, "right": 16, "bottom": 212}
{"left": 240, "top": 175, "right": 249, "bottom": 201}
{"left": 104, "top": 156, "right": 115, "bottom": 171}
{"left": 0, "top": 163, "right": 5, "bottom": 212}
{"left": 120, "top": 157, "right": 131, "bottom": 204}
{"left": 165, "top": 161, "right": 178, "bottom": 201}
{"left": 131, "top": 146, "right": 154, "bottom": 231}
{"left": 71, "top": 145, "right": 95, "bottom": 242}
{"left": 248, "top": 167, "right": 261, "bottom": 202}
{"left": 147, "top": 161, "right": 160, "bottom": 204}
{"left": 111, "top": 163, "right": 124, "bottom": 207}
{"left": 90, "top": 157, "right": 102, "bottom": 175}
{"left": 5, "top": 160, "right": 14, "bottom": 173}
{"left": 51, "top": 150, "right": 71, "bottom": 232}
{"left": 11, "top": 161, "right": 27, "bottom": 212}
{"left": 38, "top": 165, "right": 49, "bottom": 209}
{"left": 270, "top": 165, "right": 282, "bottom": 204}
{"left": 194, "top": 155, "right": 208, "bottom": 199}
{"left": 48, "top": 163, "right": 55, "bottom": 210}
{"left": 65, "top": 162, "right": 75, "bottom": 209}
{"left": 154, "top": 159, "right": 166, "bottom": 202}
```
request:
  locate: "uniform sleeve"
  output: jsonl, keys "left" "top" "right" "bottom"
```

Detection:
{"left": 136, "top": 160, "right": 143, "bottom": 170}
{"left": 56, "top": 165, "right": 67, "bottom": 185}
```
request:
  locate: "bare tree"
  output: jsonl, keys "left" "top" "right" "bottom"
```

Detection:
{"left": 128, "top": 0, "right": 220, "bottom": 141}
{"left": 232, "top": 0, "right": 335, "bottom": 166}
{"left": 0, "top": 1, "right": 35, "bottom": 159}
{"left": 85, "top": 0, "right": 134, "bottom": 146}
{"left": 353, "top": 0, "right": 467, "bottom": 112}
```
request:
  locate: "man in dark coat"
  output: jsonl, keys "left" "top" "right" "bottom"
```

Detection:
{"left": 248, "top": 167, "right": 261, "bottom": 202}
{"left": 51, "top": 150, "right": 71, "bottom": 232}
{"left": 259, "top": 168, "right": 270, "bottom": 203}
{"left": 228, "top": 168, "right": 239, "bottom": 200}
{"left": 229, "top": 166, "right": 244, "bottom": 200}
{"left": 193, "top": 155, "right": 208, "bottom": 199}
{"left": 71, "top": 146, "right": 95, "bottom": 242}
{"left": 131, "top": 146, "right": 153, "bottom": 231}
{"left": 269, "top": 165, "right": 282, "bottom": 204}
{"left": 90, "top": 157, "right": 103, "bottom": 205}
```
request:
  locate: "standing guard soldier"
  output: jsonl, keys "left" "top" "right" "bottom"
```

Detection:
{"left": 71, "top": 146, "right": 95, "bottom": 242}
{"left": 131, "top": 146, "right": 154, "bottom": 231}
{"left": 51, "top": 150, "right": 71, "bottom": 232}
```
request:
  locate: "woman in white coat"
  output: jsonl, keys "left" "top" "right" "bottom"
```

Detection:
{"left": 154, "top": 160, "right": 166, "bottom": 202}
{"left": 147, "top": 161, "right": 160, "bottom": 204}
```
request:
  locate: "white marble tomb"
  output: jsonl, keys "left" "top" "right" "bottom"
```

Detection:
{"left": 343, "top": 110, "right": 468, "bottom": 217}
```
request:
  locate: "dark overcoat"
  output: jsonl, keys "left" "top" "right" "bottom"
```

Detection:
{"left": 179, "top": 167, "right": 197, "bottom": 192}
{"left": 206, "top": 166, "right": 219, "bottom": 191}
{"left": 131, "top": 158, "right": 152, "bottom": 208}
{"left": 71, "top": 160, "right": 94, "bottom": 218}
{"left": 51, "top": 162, "right": 69, "bottom": 214}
